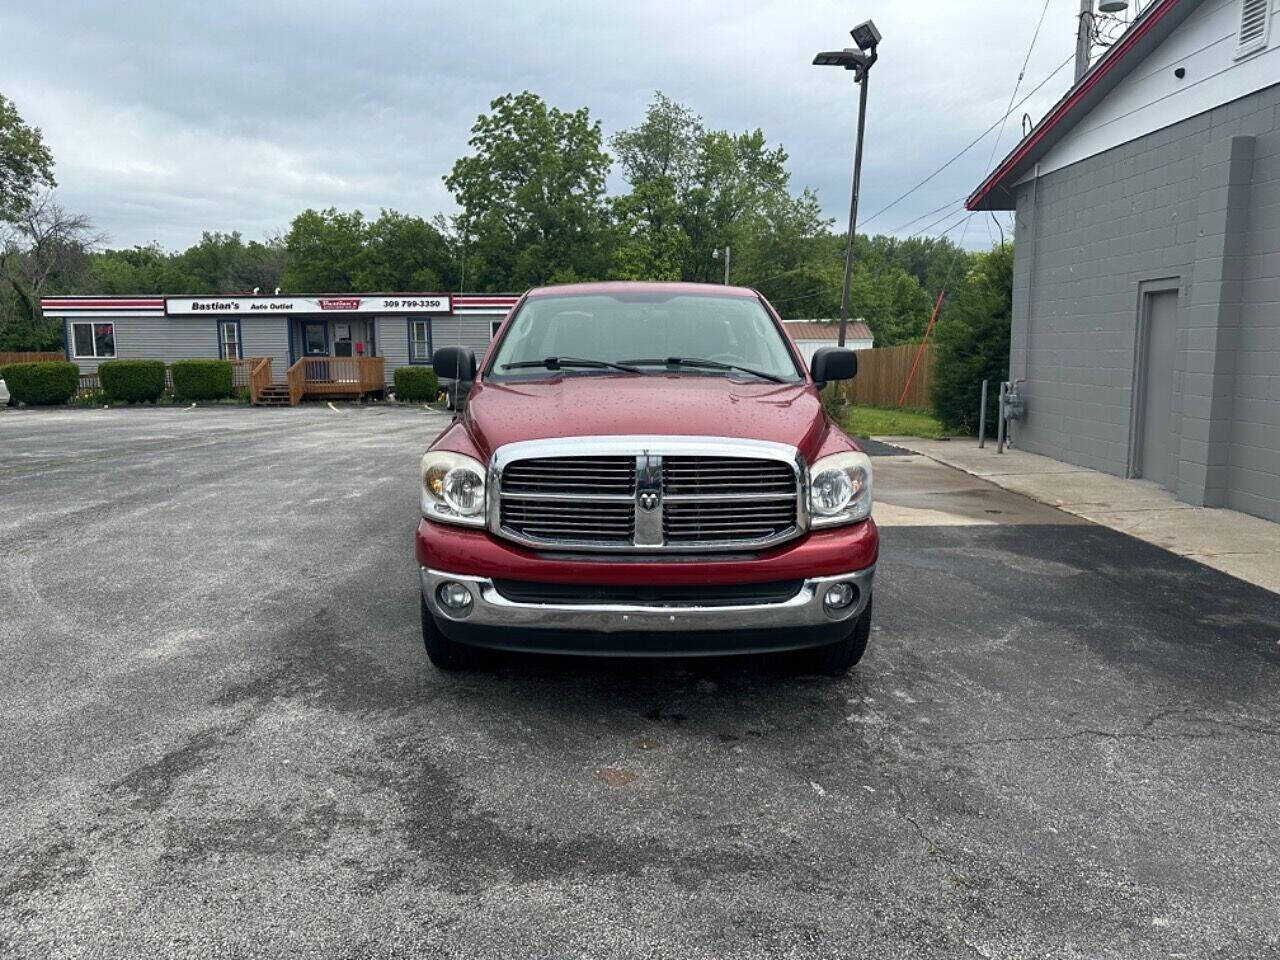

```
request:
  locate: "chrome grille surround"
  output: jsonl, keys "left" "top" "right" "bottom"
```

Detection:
{"left": 490, "top": 436, "right": 808, "bottom": 552}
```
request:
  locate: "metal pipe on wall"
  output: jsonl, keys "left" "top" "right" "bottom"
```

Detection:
{"left": 997, "top": 381, "right": 1008, "bottom": 454}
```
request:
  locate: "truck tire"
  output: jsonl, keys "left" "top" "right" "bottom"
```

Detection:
{"left": 421, "top": 595, "right": 485, "bottom": 671}
{"left": 801, "top": 596, "right": 873, "bottom": 675}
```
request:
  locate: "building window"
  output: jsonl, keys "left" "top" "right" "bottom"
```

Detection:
{"left": 219, "top": 319, "right": 241, "bottom": 359}
{"left": 491, "top": 320, "right": 502, "bottom": 339}
{"left": 409, "top": 319, "right": 431, "bottom": 362}
{"left": 71, "top": 321, "right": 116, "bottom": 359}
{"left": 1236, "top": 0, "right": 1271, "bottom": 58}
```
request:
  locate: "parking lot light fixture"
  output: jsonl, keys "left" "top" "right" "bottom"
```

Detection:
{"left": 813, "top": 19, "right": 880, "bottom": 349}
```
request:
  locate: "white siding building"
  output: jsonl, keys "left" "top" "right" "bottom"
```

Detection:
{"left": 782, "top": 320, "right": 875, "bottom": 364}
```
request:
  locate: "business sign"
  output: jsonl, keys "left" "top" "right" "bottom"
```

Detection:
{"left": 165, "top": 295, "right": 451, "bottom": 315}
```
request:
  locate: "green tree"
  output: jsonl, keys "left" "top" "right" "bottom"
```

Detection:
{"left": 611, "top": 92, "right": 846, "bottom": 311}
{"left": 0, "top": 93, "right": 55, "bottom": 221}
{"left": 281, "top": 208, "right": 366, "bottom": 291}
{"left": 353, "top": 211, "right": 457, "bottom": 291}
{"left": 178, "top": 231, "right": 284, "bottom": 293}
{"left": 1, "top": 194, "right": 99, "bottom": 350}
{"left": 732, "top": 189, "right": 835, "bottom": 318}
{"left": 87, "top": 243, "right": 195, "bottom": 293}
{"left": 931, "top": 244, "right": 1014, "bottom": 432}
{"left": 610, "top": 178, "right": 687, "bottom": 280}
{"left": 446, "top": 92, "right": 612, "bottom": 289}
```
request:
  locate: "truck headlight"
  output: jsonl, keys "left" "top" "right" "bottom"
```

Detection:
{"left": 421, "top": 451, "right": 487, "bottom": 527}
{"left": 808, "top": 451, "right": 872, "bottom": 528}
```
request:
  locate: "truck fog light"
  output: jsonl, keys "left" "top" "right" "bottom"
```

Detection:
{"left": 824, "top": 582, "right": 857, "bottom": 611}
{"left": 437, "top": 582, "right": 473, "bottom": 612}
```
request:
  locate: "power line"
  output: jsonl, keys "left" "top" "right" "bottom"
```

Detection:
{"left": 909, "top": 205, "right": 970, "bottom": 241}
{"left": 984, "top": 0, "right": 1053, "bottom": 192}
{"left": 917, "top": 0, "right": 1052, "bottom": 292}
{"left": 860, "top": 49, "right": 1075, "bottom": 232}
{"left": 890, "top": 196, "right": 967, "bottom": 236}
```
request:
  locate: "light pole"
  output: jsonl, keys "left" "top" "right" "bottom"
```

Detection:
{"left": 712, "top": 245, "right": 731, "bottom": 284}
{"left": 814, "top": 19, "right": 880, "bottom": 349}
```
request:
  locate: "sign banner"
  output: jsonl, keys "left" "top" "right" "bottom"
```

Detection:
{"left": 166, "top": 295, "right": 451, "bottom": 315}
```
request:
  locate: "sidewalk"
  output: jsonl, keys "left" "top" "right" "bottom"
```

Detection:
{"left": 879, "top": 436, "right": 1280, "bottom": 594}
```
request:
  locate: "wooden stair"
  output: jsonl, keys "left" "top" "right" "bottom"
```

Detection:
{"left": 254, "top": 382, "right": 294, "bottom": 406}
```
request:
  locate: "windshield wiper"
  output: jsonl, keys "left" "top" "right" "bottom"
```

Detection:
{"left": 500, "top": 356, "right": 645, "bottom": 375}
{"left": 620, "top": 356, "right": 786, "bottom": 384}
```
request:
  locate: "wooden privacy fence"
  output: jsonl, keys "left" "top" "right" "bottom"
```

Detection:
{"left": 0, "top": 351, "right": 65, "bottom": 365}
{"left": 841, "top": 342, "right": 936, "bottom": 409}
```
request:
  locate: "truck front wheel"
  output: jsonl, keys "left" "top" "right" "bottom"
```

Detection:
{"left": 421, "top": 595, "right": 485, "bottom": 671}
{"left": 800, "top": 596, "right": 873, "bottom": 675}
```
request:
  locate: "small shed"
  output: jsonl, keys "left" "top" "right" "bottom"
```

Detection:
{"left": 782, "top": 320, "right": 874, "bottom": 363}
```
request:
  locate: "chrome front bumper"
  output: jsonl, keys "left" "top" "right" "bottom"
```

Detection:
{"left": 420, "top": 566, "right": 874, "bottom": 634}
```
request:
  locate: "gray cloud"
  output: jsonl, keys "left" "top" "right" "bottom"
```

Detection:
{"left": 2, "top": 0, "right": 1083, "bottom": 250}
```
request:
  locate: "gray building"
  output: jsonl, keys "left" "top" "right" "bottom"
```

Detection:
{"left": 970, "top": 0, "right": 1280, "bottom": 523}
{"left": 40, "top": 293, "right": 517, "bottom": 403}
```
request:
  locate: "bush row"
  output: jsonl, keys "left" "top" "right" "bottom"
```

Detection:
{"left": 1, "top": 358, "right": 239, "bottom": 406}
{"left": 3, "top": 360, "right": 446, "bottom": 407}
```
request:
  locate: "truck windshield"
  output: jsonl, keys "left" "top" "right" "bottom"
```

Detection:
{"left": 487, "top": 291, "right": 803, "bottom": 383}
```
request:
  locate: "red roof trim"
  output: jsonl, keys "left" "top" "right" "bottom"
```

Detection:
{"left": 967, "top": 0, "right": 1183, "bottom": 210}
{"left": 41, "top": 299, "right": 165, "bottom": 309}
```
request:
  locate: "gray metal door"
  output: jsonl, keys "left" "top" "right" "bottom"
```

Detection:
{"left": 1138, "top": 290, "right": 1178, "bottom": 487}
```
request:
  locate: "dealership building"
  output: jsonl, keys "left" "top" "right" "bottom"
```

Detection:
{"left": 40, "top": 292, "right": 518, "bottom": 403}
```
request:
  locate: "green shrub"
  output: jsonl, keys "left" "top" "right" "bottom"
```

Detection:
{"left": 98, "top": 359, "right": 166, "bottom": 403}
{"left": 0, "top": 361, "right": 79, "bottom": 405}
{"left": 931, "top": 245, "right": 1013, "bottom": 433}
{"left": 394, "top": 366, "right": 438, "bottom": 403}
{"left": 171, "top": 359, "right": 233, "bottom": 401}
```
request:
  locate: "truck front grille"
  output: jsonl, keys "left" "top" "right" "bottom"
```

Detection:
{"left": 495, "top": 444, "right": 802, "bottom": 552}
{"left": 502, "top": 457, "right": 636, "bottom": 495}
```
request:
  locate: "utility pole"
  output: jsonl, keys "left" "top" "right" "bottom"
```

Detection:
{"left": 1075, "top": 0, "right": 1094, "bottom": 81}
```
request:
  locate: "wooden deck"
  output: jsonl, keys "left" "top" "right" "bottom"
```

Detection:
{"left": 251, "top": 356, "right": 385, "bottom": 406}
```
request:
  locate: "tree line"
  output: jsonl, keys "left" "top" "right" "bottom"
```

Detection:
{"left": 1, "top": 89, "right": 1011, "bottom": 428}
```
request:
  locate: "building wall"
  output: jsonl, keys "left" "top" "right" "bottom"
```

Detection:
{"left": 1011, "top": 82, "right": 1280, "bottom": 522}
{"left": 65, "top": 315, "right": 218, "bottom": 374}
{"left": 240, "top": 318, "right": 291, "bottom": 380}
{"left": 377, "top": 315, "right": 496, "bottom": 383}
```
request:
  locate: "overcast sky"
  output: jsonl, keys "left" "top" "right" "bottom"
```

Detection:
{"left": 1, "top": 0, "right": 1091, "bottom": 252}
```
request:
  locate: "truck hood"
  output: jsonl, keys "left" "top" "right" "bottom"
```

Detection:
{"left": 462, "top": 374, "right": 831, "bottom": 462}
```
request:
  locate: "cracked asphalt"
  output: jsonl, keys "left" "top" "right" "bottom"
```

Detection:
{"left": 1, "top": 405, "right": 1278, "bottom": 958}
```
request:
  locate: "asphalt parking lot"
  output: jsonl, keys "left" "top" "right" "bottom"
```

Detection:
{"left": 2, "top": 405, "right": 1278, "bottom": 958}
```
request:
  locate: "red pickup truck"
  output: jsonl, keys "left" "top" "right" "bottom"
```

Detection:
{"left": 416, "top": 282, "right": 877, "bottom": 673}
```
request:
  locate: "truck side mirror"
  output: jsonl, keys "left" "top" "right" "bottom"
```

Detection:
{"left": 433, "top": 346, "right": 477, "bottom": 382}
{"left": 810, "top": 347, "right": 857, "bottom": 385}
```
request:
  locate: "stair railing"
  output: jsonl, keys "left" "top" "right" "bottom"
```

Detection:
{"left": 248, "top": 356, "right": 273, "bottom": 405}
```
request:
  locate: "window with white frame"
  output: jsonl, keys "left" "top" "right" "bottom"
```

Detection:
{"left": 219, "top": 319, "right": 241, "bottom": 359}
{"left": 410, "top": 319, "right": 431, "bottom": 362}
{"left": 70, "top": 321, "right": 116, "bottom": 359}
{"left": 1236, "top": 0, "right": 1271, "bottom": 58}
